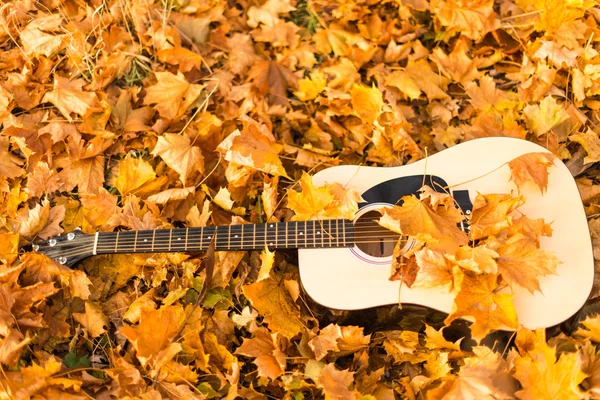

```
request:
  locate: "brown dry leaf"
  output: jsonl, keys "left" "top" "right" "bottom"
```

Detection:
{"left": 243, "top": 274, "right": 304, "bottom": 339}
{"left": 468, "top": 193, "right": 525, "bottom": 240}
{"left": 508, "top": 152, "right": 556, "bottom": 194}
{"left": 575, "top": 314, "right": 600, "bottom": 343}
{"left": 446, "top": 245, "right": 499, "bottom": 274}
{"left": 157, "top": 47, "right": 204, "bottom": 72}
{"left": 488, "top": 234, "right": 560, "bottom": 294}
{"left": 151, "top": 133, "right": 204, "bottom": 185}
{"left": 389, "top": 242, "right": 420, "bottom": 285}
{"left": 445, "top": 272, "right": 519, "bottom": 343}
{"left": 73, "top": 302, "right": 109, "bottom": 337}
{"left": 378, "top": 196, "right": 468, "bottom": 245}
{"left": 431, "top": 0, "right": 499, "bottom": 41}
{"left": 18, "top": 200, "right": 65, "bottom": 240}
{"left": 570, "top": 129, "right": 600, "bottom": 164}
{"left": 385, "top": 60, "right": 450, "bottom": 101}
{"left": 0, "top": 137, "right": 24, "bottom": 179}
{"left": 249, "top": 60, "right": 298, "bottom": 107}
{"left": 143, "top": 71, "right": 203, "bottom": 119}
{"left": 523, "top": 96, "right": 570, "bottom": 137}
{"left": 309, "top": 324, "right": 342, "bottom": 361}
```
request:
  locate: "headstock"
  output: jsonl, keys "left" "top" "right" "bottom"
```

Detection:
{"left": 31, "top": 228, "right": 95, "bottom": 268}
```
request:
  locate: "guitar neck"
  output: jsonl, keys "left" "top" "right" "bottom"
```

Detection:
{"left": 93, "top": 219, "right": 355, "bottom": 255}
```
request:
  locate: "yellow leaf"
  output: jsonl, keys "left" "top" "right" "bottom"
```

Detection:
{"left": 468, "top": 193, "right": 524, "bottom": 240}
{"left": 575, "top": 314, "right": 600, "bottom": 342}
{"left": 431, "top": 0, "right": 499, "bottom": 41}
{"left": 262, "top": 176, "right": 279, "bottom": 222}
{"left": 151, "top": 133, "right": 204, "bottom": 185}
{"left": 257, "top": 247, "right": 275, "bottom": 282}
{"left": 385, "top": 70, "right": 421, "bottom": 100}
{"left": 350, "top": 84, "right": 383, "bottom": 124}
{"left": 378, "top": 196, "right": 468, "bottom": 245}
{"left": 430, "top": 37, "right": 482, "bottom": 85}
{"left": 213, "top": 186, "right": 235, "bottom": 211}
{"left": 295, "top": 70, "right": 327, "bottom": 101}
{"left": 318, "top": 363, "right": 355, "bottom": 399}
{"left": 508, "top": 152, "right": 556, "bottom": 194}
{"left": 146, "top": 187, "right": 195, "bottom": 204}
{"left": 424, "top": 325, "right": 461, "bottom": 351}
{"left": 243, "top": 274, "right": 304, "bottom": 338}
{"left": 0, "top": 137, "right": 24, "bottom": 179}
{"left": 18, "top": 199, "right": 65, "bottom": 240}
{"left": 386, "top": 60, "right": 450, "bottom": 101}
{"left": 513, "top": 335, "right": 586, "bottom": 399}
{"left": 142, "top": 71, "right": 203, "bottom": 120}
{"left": 488, "top": 234, "right": 560, "bottom": 294}
{"left": 287, "top": 173, "right": 333, "bottom": 220}
{"left": 246, "top": 0, "right": 295, "bottom": 28}
{"left": 20, "top": 15, "right": 65, "bottom": 57}
{"left": 115, "top": 157, "right": 156, "bottom": 196}
{"left": 446, "top": 245, "right": 499, "bottom": 274}
{"left": 234, "top": 327, "right": 286, "bottom": 380}
{"left": 445, "top": 272, "right": 519, "bottom": 343}
{"left": 523, "top": 96, "right": 570, "bottom": 137}
{"left": 73, "top": 302, "right": 109, "bottom": 337}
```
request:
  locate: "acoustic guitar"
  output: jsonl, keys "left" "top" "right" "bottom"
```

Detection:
{"left": 33, "top": 137, "right": 594, "bottom": 330}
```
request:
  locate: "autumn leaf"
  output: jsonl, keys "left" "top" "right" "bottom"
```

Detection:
{"left": 243, "top": 274, "right": 304, "bottom": 339}
{"left": 378, "top": 195, "right": 468, "bottom": 245}
{"left": 488, "top": 234, "right": 560, "bottom": 294}
{"left": 468, "top": 193, "right": 525, "bottom": 240}
{"left": 151, "top": 133, "right": 204, "bottom": 185}
{"left": 523, "top": 96, "right": 570, "bottom": 137}
{"left": 570, "top": 128, "right": 600, "bottom": 164}
{"left": 257, "top": 247, "right": 275, "bottom": 282}
{"left": 249, "top": 60, "right": 298, "bottom": 107}
{"left": 73, "top": 302, "right": 109, "bottom": 337}
{"left": 413, "top": 248, "right": 455, "bottom": 291}
{"left": 508, "top": 152, "right": 556, "bottom": 194}
{"left": 295, "top": 70, "right": 327, "bottom": 101}
{"left": 143, "top": 71, "right": 203, "bottom": 119}
{"left": 234, "top": 327, "right": 286, "bottom": 380}
{"left": 41, "top": 77, "right": 99, "bottom": 121}
{"left": 350, "top": 84, "right": 383, "bottom": 124}
{"left": 318, "top": 363, "right": 356, "bottom": 399}
{"left": 114, "top": 157, "right": 157, "bottom": 196}
{"left": 445, "top": 272, "right": 519, "bottom": 343}
{"left": 513, "top": 335, "right": 587, "bottom": 399}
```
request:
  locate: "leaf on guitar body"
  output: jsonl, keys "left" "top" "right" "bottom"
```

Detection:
{"left": 487, "top": 234, "right": 560, "bottom": 294}
{"left": 508, "top": 152, "right": 556, "bottom": 194}
{"left": 468, "top": 193, "right": 524, "bottom": 240}
{"left": 507, "top": 215, "right": 553, "bottom": 247}
{"left": 378, "top": 195, "right": 468, "bottom": 245}
{"left": 413, "top": 248, "right": 455, "bottom": 291}
{"left": 445, "top": 244, "right": 499, "bottom": 274}
{"left": 445, "top": 272, "right": 519, "bottom": 343}
{"left": 389, "top": 245, "right": 419, "bottom": 286}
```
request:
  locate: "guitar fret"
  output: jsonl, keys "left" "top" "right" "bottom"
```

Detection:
{"left": 304, "top": 221, "right": 307, "bottom": 248}
{"left": 134, "top": 231, "right": 138, "bottom": 252}
{"left": 312, "top": 220, "right": 316, "bottom": 248}
{"left": 240, "top": 225, "right": 245, "bottom": 250}
{"left": 320, "top": 221, "right": 324, "bottom": 247}
{"left": 295, "top": 221, "right": 299, "bottom": 248}
{"left": 253, "top": 224, "right": 256, "bottom": 249}
{"left": 200, "top": 227, "right": 204, "bottom": 250}
{"left": 285, "top": 222, "right": 288, "bottom": 248}
{"left": 342, "top": 220, "right": 346, "bottom": 246}
{"left": 228, "top": 225, "right": 231, "bottom": 249}
{"left": 328, "top": 220, "right": 332, "bottom": 247}
{"left": 275, "top": 223, "right": 278, "bottom": 248}
{"left": 115, "top": 232, "right": 119, "bottom": 253}
{"left": 185, "top": 228, "right": 188, "bottom": 251}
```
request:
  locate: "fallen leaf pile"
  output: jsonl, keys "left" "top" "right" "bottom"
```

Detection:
{"left": 3, "top": 0, "right": 600, "bottom": 398}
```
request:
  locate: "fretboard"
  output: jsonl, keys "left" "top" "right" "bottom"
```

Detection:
{"left": 93, "top": 219, "right": 354, "bottom": 255}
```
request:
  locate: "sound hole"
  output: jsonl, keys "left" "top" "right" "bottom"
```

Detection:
{"left": 354, "top": 210, "right": 409, "bottom": 258}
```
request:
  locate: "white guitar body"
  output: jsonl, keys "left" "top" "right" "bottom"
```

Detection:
{"left": 298, "top": 137, "right": 594, "bottom": 329}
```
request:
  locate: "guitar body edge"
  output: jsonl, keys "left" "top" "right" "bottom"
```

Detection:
{"left": 298, "top": 137, "right": 594, "bottom": 330}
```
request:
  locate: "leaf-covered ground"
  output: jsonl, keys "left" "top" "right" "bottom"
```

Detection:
{"left": 3, "top": 0, "right": 600, "bottom": 398}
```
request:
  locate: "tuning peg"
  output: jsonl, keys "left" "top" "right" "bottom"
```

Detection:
{"left": 75, "top": 227, "right": 82, "bottom": 231}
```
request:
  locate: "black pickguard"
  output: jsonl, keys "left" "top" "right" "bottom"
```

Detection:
{"left": 359, "top": 174, "right": 473, "bottom": 214}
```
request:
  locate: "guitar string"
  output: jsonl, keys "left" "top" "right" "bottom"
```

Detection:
{"left": 52, "top": 239, "right": 410, "bottom": 260}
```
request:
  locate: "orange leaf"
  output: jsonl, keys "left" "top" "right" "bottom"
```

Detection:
{"left": 445, "top": 272, "right": 519, "bottom": 343}
{"left": 508, "top": 152, "right": 556, "bottom": 193}
{"left": 468, "top": 193, "right": 524, "bottom": 240}
{"left": 151, "top": 133, "right": 204, "bottom": 185}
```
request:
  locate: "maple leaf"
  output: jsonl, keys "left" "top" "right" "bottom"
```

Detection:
{"left": 18, "top": 200, "right": 65, "bottom": 240}
{"left": 424, "top": 325, "right": 461, "bottom": 351}
{"left": 513, "top": 336, "right": 587, "bottom": 399}
{"left": 523, "top": 96, "right": 570, "bottom": 137}
{"left": 385, "top": 59, "right": 450, "bottom": 100}
{"left": 413, "top": 248, "right": 455, "bottom": 291}
{"left": 243, "top": 274, "right": 304, "bottom": 339}
{"left": 350, "top": 84, "right": 383, "bottom": 124}
{"left": 142, "top": 71, "right": 203, "bottom": 120}
{"left": 431, "top": 0, "right": 500, "bottom": 41}
{"left": 73, "top": 302, "right": 109, "bottom": 337}
{"left": 20, "top": 15, "right": 65, "bottom": 57}
{"left": 257, "top": 247, "right": 275, "bottom": 282}
{"left": 249, "top": 60, "right": 298, "bottom": 107}
{"left": 309, "top": 324, "right": 342, "bottom": 361}
{"left": 234, "top": 327, "right": 286, "bottom": 380}
{"left": 445, "top": 272, "right": 519, "bottom": 343}
{"left": 508, "top": 152, "right": 556, "bottom": 194}
{"left": 318, "top": 363, "right": 356, "bottom": 400}
{"left": 41, "top": 77, "right": 99, "bottom": 121}
{"left": 378, "top": 195, "right": 468, "bottom": 245}
{"left": 488, "top": 234, "right": 560, "bottom": 294}
{"left": 120, "top": 305, "right": 185, "bottom": 368}
{"left": 430, "top": 37, "right": 482, "bottom": 85}
{"left": 246, "top": 0, "right": 295, "bottom": 27}
{"left": 446, "top": 244, "right": 499, "bottom": 274}
{"left": 575, "top": 314, "right": 600, "bottom": 342}
{"left": 468, "top": 193, "right": 525, "bottom": 240}
{"left": 217, "top": 127, "right": 288, "bottom": 177}
{"left": 157, "top": 47, "right": 204, "bottom": 72}
{"left": 151, "top": 133, "right": 204, "bottom": 185}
